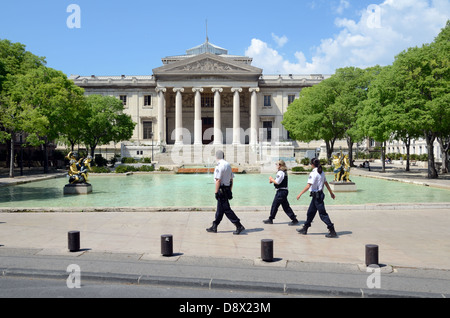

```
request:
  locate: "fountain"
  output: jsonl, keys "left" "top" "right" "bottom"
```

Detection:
{"left": 329, "top": 153, "right": 357, "bottom": 192}
{"left": 1, "top": 173, "right": 449, "bottom": 209}
{"left": 63, "top": 151, "right": 93, "bottom": 195}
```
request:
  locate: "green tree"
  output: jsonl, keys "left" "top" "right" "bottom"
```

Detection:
{"left": 391, "top": 21, "right": 450, "bottom": 178}
{"left": 283, "top": 67, "right": 374, "bottom": 163}
{"left": 5, "top": 66, "right": 86, "bottom": 173}
{"left": 431, "top": 21, "right": 450, "bottom": 173}
{"left": 0, "top": 39, "right": 46, "bottom": 177}
{"left": 81, "top": 95, "right": 136, "bottom": 157}
{"left": 333, "top": 66, "right": 378, "bottom": 165}
{"left": 358, "top": 65, "right": 396, "bottom": 172}
{"left": 282, "top": 78, "right": 345, "bottom": 162}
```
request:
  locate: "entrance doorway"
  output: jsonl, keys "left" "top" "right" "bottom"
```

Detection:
{"left": 202, "top": 118, "right": 214, "bottom": 144}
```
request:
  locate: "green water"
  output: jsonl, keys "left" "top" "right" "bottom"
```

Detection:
{"left": 1, "top": 173, "right": 449, "bottom": 208}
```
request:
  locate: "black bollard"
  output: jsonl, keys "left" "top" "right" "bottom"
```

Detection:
{"left": 261, "top": 239, "right": 273, "bottom": 262}
{"left": 161, "top": 234, "right": 173, "bottom": 257}
{"left": 68, "top": 231, "right": 80, "bottom": 252}
{"left": 365, "top": 244, "right": 379, "bottom": 266}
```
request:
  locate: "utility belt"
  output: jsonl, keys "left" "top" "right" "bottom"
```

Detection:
{"left": 218, "top": 185, "right": 233, "bottom": 200}
{"left": 310, "top": 190, "right": 323, "bottom": 198}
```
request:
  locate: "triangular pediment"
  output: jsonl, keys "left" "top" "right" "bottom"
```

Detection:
{"left": 153, "top": 53, "right": 262, "bottom": 79}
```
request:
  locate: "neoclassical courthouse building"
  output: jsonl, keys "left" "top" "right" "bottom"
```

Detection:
{"left": 70, "top": 39, "right": 331, "bottom": 166}
{"left": 69, "top": 39, "right": 443, "bottom": 167}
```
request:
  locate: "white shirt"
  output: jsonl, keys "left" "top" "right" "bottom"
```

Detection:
{"left": 307, "top": 168, "right": 326, "bottom": 192}
{"left": 274, "top": 171, "right": 287, "bottom": 190}
{"left": 214, "top": 159, "right": 234, "bottom": 186}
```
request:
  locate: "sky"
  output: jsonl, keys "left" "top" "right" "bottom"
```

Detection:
{"left": 0, "top": 0, "right": 449, "bottom": 76}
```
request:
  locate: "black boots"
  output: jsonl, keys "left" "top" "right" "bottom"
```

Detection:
{"left": 326, "top": 225, "right": 338, "bottom": 238}
{"left": 263, "top": 218, "right": 273, "bottom": 224}
{"left": 206, "top": 222, "right": 218, "bottom": 233}
{"left": 263, "top": 218, "right": 299, "bottom": 225}
{"left": 233, "top": 222, "right": 245, "bottom": 235}
{"left": 297, "top": 224, "right": 338, "bottom": 238}
{"left": 206, "top": 221, "right": 245, "bottom": 235}
{"left": 297, "top": 225, "right": 309, "bottom": 235}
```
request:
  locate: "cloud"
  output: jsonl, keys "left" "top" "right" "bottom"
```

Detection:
{"left": 336, "top": 0, "right": 350, "bottom": 14}
{"left": 271, "top": 33, "right": 288, "bottom": 47}
{"left": 245, "top": 0, "right": 450, "bottom": 74}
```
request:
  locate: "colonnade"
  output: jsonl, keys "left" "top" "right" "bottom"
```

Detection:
{"left": 156, "top": 87, "right": 260, "bottom": 146}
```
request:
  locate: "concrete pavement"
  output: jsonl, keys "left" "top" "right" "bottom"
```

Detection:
{"left": 0, "top": 206, "right": 449, "bottom": 269}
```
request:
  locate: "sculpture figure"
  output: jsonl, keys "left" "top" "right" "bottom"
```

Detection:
{"left": 332, "top": 153, "right": 351, "bottom": 182}
{"left": 65, "top": 152, "right": 92, "bottom": 184}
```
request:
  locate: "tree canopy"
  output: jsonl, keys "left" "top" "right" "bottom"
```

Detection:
{"left": 0, "top": 39, "right": 136, "bottom": 176}
{"left": 283, "top": 21, "right": 449, "bottom": 178}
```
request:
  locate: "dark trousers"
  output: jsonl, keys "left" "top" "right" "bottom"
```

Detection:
{"left": 215, "top": 196, "right": 240, "bottom": 225}
{"left": 269, "top": 189, "right": 297, "bottom": 220}
{"left": 305, "top": 191, "right": 333, "bottom": 228}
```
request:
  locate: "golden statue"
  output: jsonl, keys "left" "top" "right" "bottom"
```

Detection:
{"left": 65, "top": 152, "right": 92, "bottom": 184}
{"left": 332, "top": 153, "right": 351, "bottom": 182}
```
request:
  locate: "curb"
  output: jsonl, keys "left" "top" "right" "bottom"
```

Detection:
{"left": 1, "top": 267, "right": 447, "bottom": 298}
{"left": 1, "top": 202, "right": 450, "bottom": 213}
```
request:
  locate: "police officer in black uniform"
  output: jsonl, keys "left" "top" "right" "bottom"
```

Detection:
{"left": 206, "top": 150, "right": 245, "bottom": 235}
{"left": 263, "top": 160, "right": 299, "bottom": 225}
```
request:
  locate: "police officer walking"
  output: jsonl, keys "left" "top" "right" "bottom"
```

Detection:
{"left": 206, "top": 150, "right": 245, "bottom": 235}
{"left": 296, "top": 158, "right": 338, "bottom": 238}
{"left": 263, "top": 160, "right": 299, "bottom": 225}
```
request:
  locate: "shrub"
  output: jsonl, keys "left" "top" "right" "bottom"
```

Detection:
{"left": 138, "top": 165, "right": 154, "bottom": 172}
{"left": 90, "top": 166, "right": 111, "bottom": 173}
{"left": 121, "top": 157, "right": 137, "bottom": 164}
{"left": 115, "top": 165, "right": 137, "bottom": 173}
{"left": 94, "top": 154, "right": 108, "bottom": 167}
{"left": 301, "top": 157, "right": 310, "bottom": 165}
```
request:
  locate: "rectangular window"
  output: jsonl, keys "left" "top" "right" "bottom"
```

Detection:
{"left": 288, "top": 95, "right": 295, "bottom": 104}
{"left": 143, "top": 121, "right": 153, "bottom": 140}
{"left": 144, "top": 95, "right": 152, "bottom": 106}
{"left": 119, "top": 95, "right": 127, "bottom": 106}
{"left": 201, "top": 94, "right": 214, "bottom": 108}
{"left": 264, "top": 95, "right": 271, "bottom": 107}
{"left": 263, "top": 121, "right": 272, "bottom": 141}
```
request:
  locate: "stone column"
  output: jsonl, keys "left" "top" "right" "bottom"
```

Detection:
{"left": 156, "top": 87, "right": 166, "bottom": 144}
{"left": 249, "top": 87, "right": 260, "bottom": 146}
{"left": 231, "top": 88, "right": 242, "bottom": 145}
{"left": 173, "top": 88, "right": 184, "bottom": 145}
{"left": 192, "top": 88, "right": 203, "bottom": 145}
{"left": 212, "top": 87, "right": 223, "bottom": 145}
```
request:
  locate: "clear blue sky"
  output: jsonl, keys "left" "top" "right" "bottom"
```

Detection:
{"left": 1, "top": 0, "right": 449, "bottom": 76}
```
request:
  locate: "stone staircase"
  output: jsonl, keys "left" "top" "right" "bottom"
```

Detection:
{"left": 153, "top": 143, "right": 295, "bottom": 172}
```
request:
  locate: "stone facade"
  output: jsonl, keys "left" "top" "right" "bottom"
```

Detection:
{"left": 69, "top": 40, "right": 331, "bottom": 166}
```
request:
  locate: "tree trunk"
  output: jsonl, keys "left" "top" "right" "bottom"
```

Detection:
{"left": 43, "top": 142, "right": 49, "bottom": 174}
{"left": 325, "top": 138, "right": 336, "bottom": 164}
{"left": 346, "top": 137, "right": 354, "bottom": 166}
{"left": 403, "top": 137, "right": 411, "bottom": 172}
{"left": 406, "top": 142, "right": 411, "bottom": 172}
{"left": 437, "top": 136, "right": 449, "bottom": 174}
{"left": 380, "top": 141, "right": 386, "bottom": 173}
{"left": 9, "top": 134, "right": 14, "bottom": 178}
{"left": 425, "top": 132, "right": 438, "bottom": 179}
{"left": 90, "top": 146, "right": 96, "bottom": 158}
